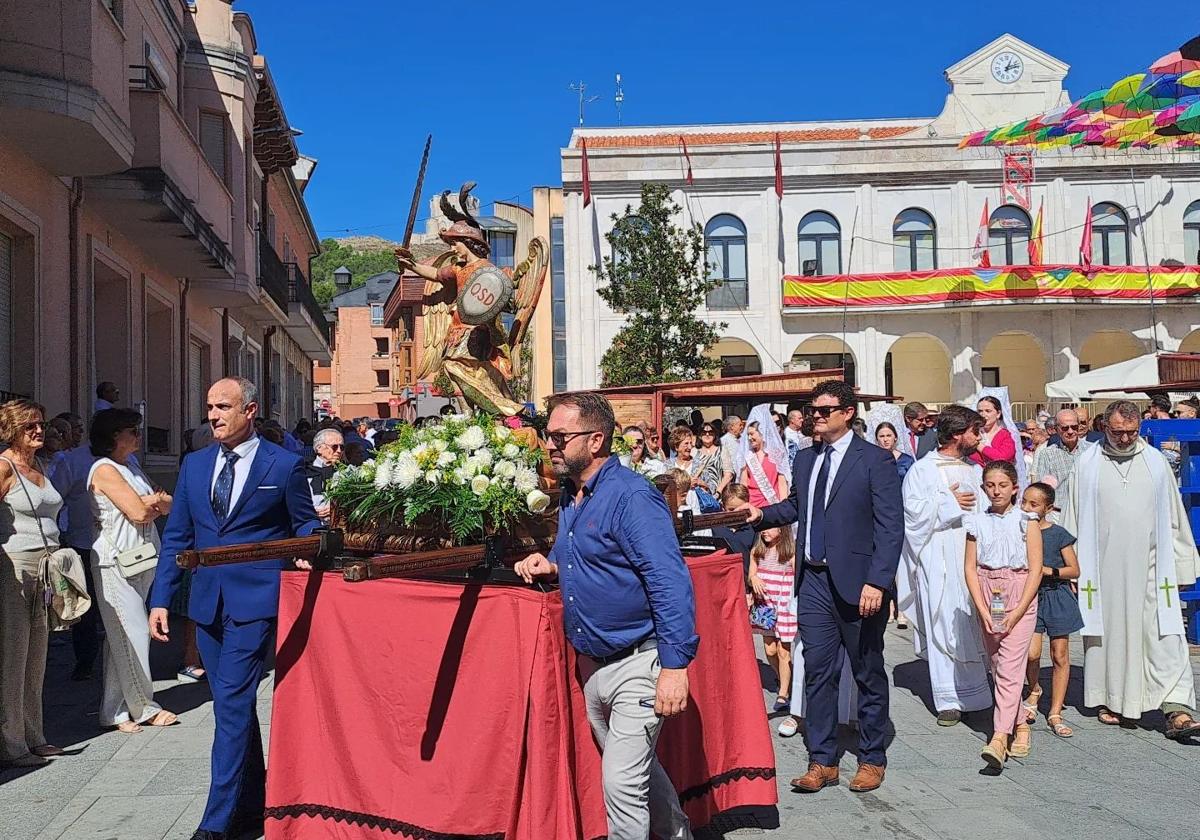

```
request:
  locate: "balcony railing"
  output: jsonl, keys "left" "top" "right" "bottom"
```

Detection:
{"left": 258, "top": 236, "right": 291, "bottom": 314}
{"left": 287, "top": 264, "right": 331, "bottom": 344}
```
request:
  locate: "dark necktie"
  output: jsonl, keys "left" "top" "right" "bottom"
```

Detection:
{"left": 212, "top": 449, "right": 240, "bottom": 520}
{"left": 809, "top": 446, "right": 832, "bottom": 562}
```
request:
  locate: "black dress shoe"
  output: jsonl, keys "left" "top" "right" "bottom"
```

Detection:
{"left": 228, "top": 812, "right": 265, "bottom": 840}
{"left": 189, "top": 831, "right": 226, "bottom": 840}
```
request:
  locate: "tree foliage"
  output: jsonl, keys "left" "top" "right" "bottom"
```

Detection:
{"left": 592, "top": 184, "right": 726, "bottom": 386}
{"left": 310, "top": 238, "right": 399, "bottom": 307}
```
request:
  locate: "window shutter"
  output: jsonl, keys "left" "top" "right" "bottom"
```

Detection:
{"left": 188, "top": 338, "right": 204, "bottom": 422}
{"left": 199, "top": 112, "right": 227, "bottom": 183}
{"left": 0, "top": 232, "right": 11, "bottom": 391}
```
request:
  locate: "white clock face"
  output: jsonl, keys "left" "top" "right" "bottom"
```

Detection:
{"left": 991, "top": 52, "right": 1024, "bottom": 84}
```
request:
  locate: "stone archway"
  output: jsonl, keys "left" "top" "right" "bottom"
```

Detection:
{"left": 980, "top": 332, "right": 1046, "bottom": 403}
{"left": 884, "top": 334, "right": 951, "bottom": 403}
{"left": 1079, "top": 330, "right": 1145, "bottom": 373}
{"left": 707, "top": 337, "right": 762, "bottom": 379}
{"left": 791, "top": 336, "right": 856, "bottom": 386}
{"left": 1178, "top": 329, "right": 1200, "bottom": 354}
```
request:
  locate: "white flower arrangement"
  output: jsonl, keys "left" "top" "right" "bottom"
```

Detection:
{"left": 325, "top": 412, "right": 550, "bottom": 545}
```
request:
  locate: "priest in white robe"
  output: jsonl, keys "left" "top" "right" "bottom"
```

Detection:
{"left": 899, "top": 405, "right": 993, "bottom": 725}
{"left": 1061, "top": 400, "right": 1200, "bottom": 739}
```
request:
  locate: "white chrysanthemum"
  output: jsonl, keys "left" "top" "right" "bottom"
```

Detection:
{"left": 412, "top": 443, "right": 430, "bottom": 459}
{"left": 456, "top": 425, "right": 487, "bottom": 451}
{"left": 436, "top": 450, "right": 456, "bottom": 467}
{"left": 514, "top": 466, "right": 539, "bottom": 494}
{"left": 494, "top": 425, "right": 511, "bottom": 441}
{"left": 470, "top": 474, "right": 491, "bottom": 496}
{"left": 451, "top": 466, "right": 471, "bottom": 485}
{"left": 394, "top": 460, "right": 421, "bottom": 489}
{"left": 526, "top": 489, "right": 551, "bottom": 514}
{"left": 432, "top": 439, "right": 449, "bottom": 452}
{"left": 373, "top": 460, "right": 394, "bottom": 489}
{"left": 473, "top": 447, "right": 494, "bottom": 467}
{"left": 360, "top": 460, "right": 376, "bottom": 480}
{"left": 425, "top": 470, "right": 441, "bottom": 484}
{"left": 493, "top": 459, "right": 517, "bottom": 478}
{"left": 502, "top": 443, "right": 521, "bottom": 460}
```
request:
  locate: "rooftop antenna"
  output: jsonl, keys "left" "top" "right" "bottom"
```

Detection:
{"left": 569, "top": 80, "right": 601, "bottom": 127}
{"left": 615, "top": 73, "right": 625, "bottom": 126}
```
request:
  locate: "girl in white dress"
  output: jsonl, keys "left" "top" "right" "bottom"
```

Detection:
{"left": 87, "top": 409, "right": 177, "bottom": 732}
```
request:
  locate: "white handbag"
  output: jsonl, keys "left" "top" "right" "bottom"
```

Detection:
{"left": 115, "top": 533, "right": 158, "bottom": 579}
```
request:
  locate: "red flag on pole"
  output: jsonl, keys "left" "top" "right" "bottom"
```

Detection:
{"left": 971, "top": 199, "right": 991, "bottom": 267}
{"left": 774, "top": 133, "right": 783, "bottom": 199}
{"left": 680, "top": 136, "right": 694, "bottom": 186}
{"left": 581, "top": 138, "right": 592, "bottom": 208}
{"left": 1079, "top": 197, "right": 1093, "bottom": 269}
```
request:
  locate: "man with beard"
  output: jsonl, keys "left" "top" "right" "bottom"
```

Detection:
{"left": 1061, "top": 400, "right": 1200, "bottom": 738}
{"left": 514, "top": 392, "right": 696, "bottom": 840}
{"left": 897, "top": 405, "right": 992, "bottom": 726}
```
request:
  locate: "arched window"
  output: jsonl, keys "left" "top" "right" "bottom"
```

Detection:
{"left": 1185, "top": 201, "right": 1200, "bottom": 264}
{"left": 893, "top": 208, "right": 937, "bottom": 271}
{"left": 1092, "top": 202, "right": 1131, "bottom": 267}
{"left": 988, "top": 205, "right": 1031, "bottom": 266}
{"left": 797, "top": 211, "right": 841, "bottom": 275}
{"left": 611, "top": 214, "right": 649, "bottom": 265}
{"left": 705, "top": 214, "right": 748, "bottom": 309}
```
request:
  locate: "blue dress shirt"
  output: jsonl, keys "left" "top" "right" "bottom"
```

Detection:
{"left": 550, "top": 456, "right": 699, "bottom": 669}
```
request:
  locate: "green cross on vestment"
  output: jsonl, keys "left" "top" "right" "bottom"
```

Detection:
{"left": 1080, "top": 580, "right": 1098, "bottom": 610}
{"left": 1160, "top": 577, "right": 1175, "bottom": 608}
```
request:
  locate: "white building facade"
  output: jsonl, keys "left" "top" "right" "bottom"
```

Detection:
{"left": 559, "top": 35, "right": 1200, "bottom": 408}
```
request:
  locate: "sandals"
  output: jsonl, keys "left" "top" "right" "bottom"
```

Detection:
{"left": 110, "top": 721, "right": 142, "bottom": 734}
{"left": 778, "top": 716, "right": 800, "bottom": 738}
{"left": 1023, "top": 688, "right": 1042, "bottom": 724}
{"left": 980, "top": 736, "right": 1008, "bottom": 770}
{"left": 1097, "top": 706, "right": 1123, "bottom": 726}
{"left": 177, "top": 665, "right": 206, "bottom": 683}
{"left": 145, "top": 710, "right": 179, "bottom": 727}
{"left": 1047, "top": 713, "right": 1074, "bottom": 738}
{"left": 773, "top": 695, "right": 791, "bottom": 712}
{"left": 1165, "top": 711, "right": 1200, "bottom": 741}
{"left": 1009, "top": 725, "right": 1032, "bottom": 757}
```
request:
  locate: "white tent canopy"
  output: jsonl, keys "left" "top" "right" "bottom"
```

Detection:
{"left": 1044, "top": 353, "right": 1163, "bottom": 399}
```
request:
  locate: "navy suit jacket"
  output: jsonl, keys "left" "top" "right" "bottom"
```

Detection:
{"left": 149, "top": 438, "right": 321, "bottom": 625}
{"left": 759, "top": 434, "right": 903, "bottom": 604}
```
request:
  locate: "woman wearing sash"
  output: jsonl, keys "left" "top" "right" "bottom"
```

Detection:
{"left": 737, "top": 406, "right": 789, "bottom": 509}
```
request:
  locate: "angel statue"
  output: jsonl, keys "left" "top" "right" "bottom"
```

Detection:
{"left": 395, "top": 182, "right": 548, "bottom": 416}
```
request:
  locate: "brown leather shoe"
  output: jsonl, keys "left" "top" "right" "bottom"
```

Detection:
{"left": 848, "top": 763, "right": 885, "bottom": 792}
{"left": 790, "top": 762, "right": 839, "bottom": 792}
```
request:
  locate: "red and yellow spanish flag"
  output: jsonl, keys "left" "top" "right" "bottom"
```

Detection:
{"left": 1028, "top": 200, "right": 1044, "bottom": 266}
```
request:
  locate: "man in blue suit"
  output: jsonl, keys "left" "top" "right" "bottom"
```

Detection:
{"left": 746, "top": 379, "right": 902, "bottom": 794}
{"left": 149, "top": 377, "right": 320, "bottom": 840}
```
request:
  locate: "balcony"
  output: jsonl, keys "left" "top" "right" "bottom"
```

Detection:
{"left": 0, "top": 0, "right": 134, "bottom": 175}
{"left": 255, "top": 235, "right": 290, "bottom": 318}
{"left": 391, "top": 343, "right": 415, "bottom": 391}
{"left": 780, "top": 264, "right": 1200, "bottom": 314}
{"left": 285, "top": 264, "right": 332, "bottom": 361}
{"left": 86, "top": 89, "right": 234, "bottom": 279}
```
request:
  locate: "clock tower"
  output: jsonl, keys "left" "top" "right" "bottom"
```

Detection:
{"left": 927, "top": 34, "right": 1070, "bottom": 138}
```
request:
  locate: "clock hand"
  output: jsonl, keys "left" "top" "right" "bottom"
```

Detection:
{"left": 1006, "top": 62, "right": 1018, "bottom": 72}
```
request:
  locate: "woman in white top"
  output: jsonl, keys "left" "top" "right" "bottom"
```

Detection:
{"left": 87, "top": 409, "right": 177, "bottom": 732}
{"left": 0, "top": 400, "right": 67, "bottom": 767}
{"left": 964, "top": 459, "right": 1043, "bottom": 770}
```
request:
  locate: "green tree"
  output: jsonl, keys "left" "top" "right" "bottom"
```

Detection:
{"left": 592, "top": 184, "right": 726, "bottom": 386}
{"left": 310, "top": 238, "right": 400, "bottom": 307}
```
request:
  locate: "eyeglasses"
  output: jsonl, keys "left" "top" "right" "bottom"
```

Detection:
{"left": 22, "top": 421, "right": 45, "bottom": 433}
{"left": 546, "top": 429, "right": 601, "bottom": 449}
{"left": 701, "top": 429, "right": 715, "bottom": 435}
{"left": 327, "top": 444, "right": 344, "bottom": 451}
{"left": 1059, "top": 424, "right": 1085, "bottom": 432}
{"left": 804, "top": 404, "right": 850, "bottom": 419}
{"left": 628, "top": 438, "right": 645, "bottom": 446}
{"left": 1108, "top": 429, "right": 1139, "bottom": 440}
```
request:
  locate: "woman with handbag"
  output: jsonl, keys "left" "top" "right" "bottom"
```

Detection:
{"left": 87, "top": 409, "right": 177, "bottom": 733}
{"left": 0, "top": 399, "right": 68, "bottom": 767}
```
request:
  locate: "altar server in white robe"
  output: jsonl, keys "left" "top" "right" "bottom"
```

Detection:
{"left": 1061, "top": 400, "right": 1200, "bottom": 739}
{"left": 899, "top": 405, "right": 993, "bottom": 725}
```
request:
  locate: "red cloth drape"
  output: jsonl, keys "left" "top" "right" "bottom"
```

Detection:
{"left": 265, "top": 551, "right": 776, "bottom": 839}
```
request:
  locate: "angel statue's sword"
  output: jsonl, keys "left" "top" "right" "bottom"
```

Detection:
{"left": 402, "top": 134, "right": 432, "bottom": 250}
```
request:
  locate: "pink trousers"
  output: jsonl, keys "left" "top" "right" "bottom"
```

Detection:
{"left": 977, "top": 567, "right": 1038, "bottom": 735}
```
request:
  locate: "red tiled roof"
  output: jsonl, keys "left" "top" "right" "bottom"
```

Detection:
{"left": 580, "top": 126, "right": 918, "bottom": 149}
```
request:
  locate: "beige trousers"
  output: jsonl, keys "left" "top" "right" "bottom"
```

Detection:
{"left": 94, "top": 564, "right": 162, "bottom": 726}
{"left": 0, "top": 548, "right": 48, "bottom": 761}
{"left": 578, "top": 647, "right": 693, "bottom": 840}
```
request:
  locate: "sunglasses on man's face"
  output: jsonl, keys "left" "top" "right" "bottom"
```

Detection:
{"left": 805, "top": 404, "right": 850, "bottom": 419}
{"left": 325, "top": 444, "right": 344, "bottom": 451}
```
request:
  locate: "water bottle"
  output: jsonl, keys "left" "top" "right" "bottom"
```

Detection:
{"left": 989, "top": 588, "right": 1007, "bottom": 633}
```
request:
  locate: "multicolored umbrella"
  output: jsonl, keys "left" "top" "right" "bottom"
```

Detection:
{"left": 959, "top": 34, "right": 1200, "bottom": 151}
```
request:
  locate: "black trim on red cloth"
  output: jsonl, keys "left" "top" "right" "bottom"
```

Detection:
{"left": 677, "top": 766, "right": 777, "bottom": 803}
{"left": 264, "top": 803, "right": 505, "bottom": 840}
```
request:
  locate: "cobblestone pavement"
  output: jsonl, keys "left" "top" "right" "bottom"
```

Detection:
{"left": 3, "top": 623, "right": 1199, "bottom": 840}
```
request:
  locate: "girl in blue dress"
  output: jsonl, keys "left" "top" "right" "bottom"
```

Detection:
{"left": 1020, "top": 482, "right": 1084, "bottom": 738}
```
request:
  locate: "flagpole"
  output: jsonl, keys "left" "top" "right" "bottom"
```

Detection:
{"left": 1128, "top": 166, "right": 1160, "bottom": 351}
{"left": 840, "top": 205, "right": 860, "bottom": 377}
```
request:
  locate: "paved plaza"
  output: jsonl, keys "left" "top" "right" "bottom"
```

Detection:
{"left": 3, "top": 622, "right": 1199, "bottom": 840}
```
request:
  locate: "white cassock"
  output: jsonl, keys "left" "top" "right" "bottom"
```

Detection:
{"left": 1063, "top": 441, "right": 1199, "bottom": 717}
{"left": 898, "top": 453, "right": 992, "bottom": 713}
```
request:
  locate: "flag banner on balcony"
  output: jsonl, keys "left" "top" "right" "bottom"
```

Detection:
{"left": 781, "top": 265, "right": 1200, "bottom": 308}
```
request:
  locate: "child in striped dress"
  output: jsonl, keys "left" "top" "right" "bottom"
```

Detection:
{"left": 749, "top": 526, "right": 797, "bottom": 711}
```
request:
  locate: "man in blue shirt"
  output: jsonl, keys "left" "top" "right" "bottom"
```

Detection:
{"left": 515, "top": 392, "right": 697, "bottom": 840}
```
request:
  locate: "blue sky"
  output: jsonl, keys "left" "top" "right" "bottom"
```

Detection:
{"left": 237, "top": 1, "right": 1185, "bottom": 242}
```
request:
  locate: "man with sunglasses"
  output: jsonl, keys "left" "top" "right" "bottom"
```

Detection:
{"left": 1034, "top": 409, "right": 1094, "bottom": 492}
{"left": 514, "top": 392, "right": 697, "bottom": 840}
{"left": 306, "top": 428, "right": 345, "bottom": 521}
{"left": 745, "top": 379, "right": 902, "bottom": 794}
{"left": 1061, "top": 400, "right": 1200, "bottom": 740}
